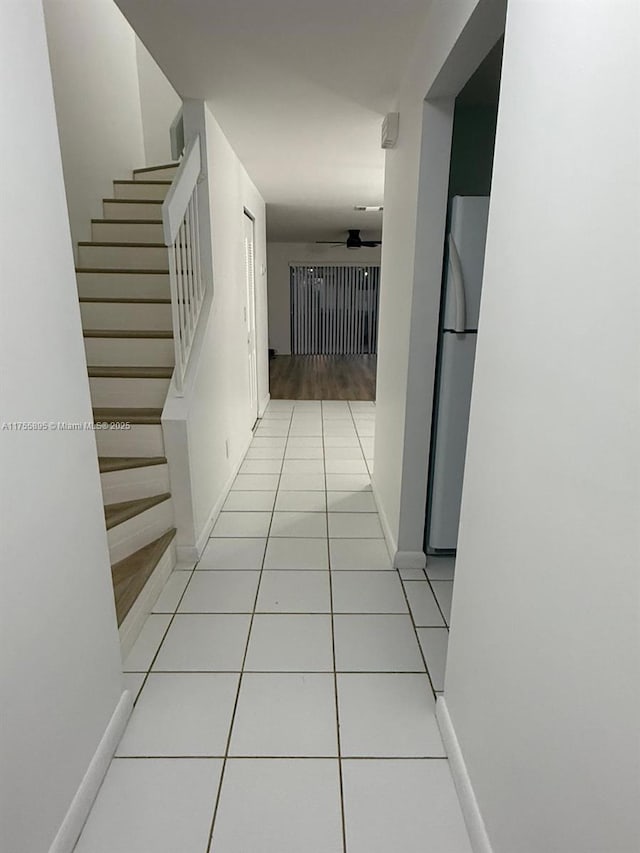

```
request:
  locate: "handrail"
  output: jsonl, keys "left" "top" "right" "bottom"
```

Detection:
{"left": 162, "top": 136, "right": 200, "bottom": 244}
{"left": 161, "top": 134, "right": 207, "bottom": 395}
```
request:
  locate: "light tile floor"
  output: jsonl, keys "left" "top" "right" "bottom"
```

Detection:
{"left": 75, "top": 400, "right": 469, "bottom": 853}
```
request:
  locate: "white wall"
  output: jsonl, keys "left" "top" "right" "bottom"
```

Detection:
{"left": 0, "top": 4, "right": 124, "bottom": 851}
{"left": 164, "top": 101, "right": 269, "bottom": 557}
{"left": 444, "top": 2, "right": 640, "bottom": 850}
{"left": 136, "top": 37, "right": 181, "bottom": 166}
{"left": 43, "top": 0, "right": 146, "bottom": 246}
{"left": 373, "top": 0, "right": 504, "bottom": 560}
{"left": 267, "top": 242, "right": 381, "bottom": 354}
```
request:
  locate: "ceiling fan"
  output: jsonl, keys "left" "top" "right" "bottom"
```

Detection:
{"left": 315, "top": 229, "right": 382, "bottom": 250}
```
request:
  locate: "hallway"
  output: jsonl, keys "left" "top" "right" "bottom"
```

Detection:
{"left": 75, "top": 399, "right": 469, "bottom": 853}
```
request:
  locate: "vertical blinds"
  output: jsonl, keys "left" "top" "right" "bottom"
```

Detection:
{"left": 290, "top": 264, "right": 380, "bottom": 355}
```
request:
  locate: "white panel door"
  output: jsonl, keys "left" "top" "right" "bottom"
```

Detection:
{"left": 244, "top": 212, "right": 258, "bottom": 421}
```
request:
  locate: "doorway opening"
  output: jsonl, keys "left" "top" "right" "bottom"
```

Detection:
{"left": 401, "top": 34, "right": 505, "bottom": 683}
{"left": 424, "top": 38, "right": 504, "bottom": 557}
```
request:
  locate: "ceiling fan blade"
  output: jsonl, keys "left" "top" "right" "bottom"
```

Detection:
{"left": 361, "top": 241, "right": 382, "bottom": 247}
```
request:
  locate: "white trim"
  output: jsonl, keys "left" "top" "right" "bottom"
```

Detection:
{"left": 258, "top": 391, "right": 270, "bottom": 418}
{"left": 176, "top": 543, "right": 200, "bottom": 563}
{"left": 48, "top": 690, "right": 133, "bottom": 853}
{"left": 394, "top": 550, "right": 427, "bottom": 569}
{"left": 118, "top": 537, "right": 177, "bottom": 659}
{"left": 436, "top": 696, "right": 494, "bottom": 853}
{"left": 371, "top": 475, "right": 398, "bottom": 559}
{"left": 373, "top": 474, "right": 427, "bottom": 568}
{"left": 162, "top": 135, "right": 201, "bottom": 246}
{"left": 177, "top": 428, "right": 254, "bottom": 563}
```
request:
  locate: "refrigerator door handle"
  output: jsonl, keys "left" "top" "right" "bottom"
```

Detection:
{"left": 448, "top": 234, "right": 466, "bottom": 333}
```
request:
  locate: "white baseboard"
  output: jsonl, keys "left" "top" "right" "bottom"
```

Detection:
{"left": 48, "top": 690, "right": 133, "bottom": 853}
{"left": 258, "top": 392, "right": 270, "bottom": 418}
{"left": 118, "top": 537, "right": 176, "bottom": 659}
{"left": 371, "top": 480, "right": 426, "bottom": 569}
{"left": 370, "top": 477, "right": 398, "bottom": 560}
{"left": 436, "top": 696, "right": 493, "bottom": 853}
{"left": 180, "top": 429, "right": 254, "bottom": 564}
{"left": 176, "top": 543, "right": 200, "bottom": 563}
{"left": 394, "top": 550, "right": 427, "bottom": 569}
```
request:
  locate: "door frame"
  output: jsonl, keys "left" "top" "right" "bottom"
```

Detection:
{"left": 243, "top": 209, "right": 259, "bottom": 424}
{"left": 393, "top": 2, "right": 506, "bottom": 562}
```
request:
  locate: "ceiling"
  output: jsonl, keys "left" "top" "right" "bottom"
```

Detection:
{"left": 115, "top": 0, "right": 433, "bottom": 242}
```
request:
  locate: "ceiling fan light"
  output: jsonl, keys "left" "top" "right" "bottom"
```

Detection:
{"left": 346, "top": 229, "right": 362, "bottom": 249}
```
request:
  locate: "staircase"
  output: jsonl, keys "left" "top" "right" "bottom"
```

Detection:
{"left": 75, "top": 162, "right": 179, "bottom": 630}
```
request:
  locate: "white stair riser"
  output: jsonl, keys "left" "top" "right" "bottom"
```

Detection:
{"left": 108, "top": 499, "right": 174, "bottom": 564}
{"left": 101, "top": 463, "right": 170, "bottom": 506}
{"left": 77, "top": 272, "right": 170, "bottom": 300}
{"left": 103, "top": 201, "right": 164, "bottom": 220}
{"left": 134, "top": 167, "right": 177, "bottom": 181}
{"left": 113, "top": 182, "right": 170, "bottom": 200}
{"left": 80, "top": 301, "right": 172, "bottom": 331}
{"left": 84, "top": 337, "right": 174, "bottom": 367}
{"left": 90, "top": 376, "right": 171, "bottom": 408}
{"left": 96, "top": 423, "right": 164, "bottom": 456}
{"left": 78, "top": 244, "right": 169, "bottom": 270}
{"left": 92, "top": 221, "right": 164, "bottom": 242}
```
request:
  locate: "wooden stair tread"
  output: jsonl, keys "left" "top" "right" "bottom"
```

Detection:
{"left": 133, "top": 163, "right": 178, "bottom": 174}
{"left": 83, "top": 328, "right": 172, "bottom": 338}
{"left": 94, "top": 407, "right": 163, "bottom": 424}
{"left": 104, "top": 492, "right": 171, "bottom": 529}
{"left": 80, "top": 296, "right": 171, "bottom": 305}
{"left": 91, "top": 218, "right": 164, "bottom": 225}
{"left": 102, "top": 198, "right": 164, "bottom": 204}
{"left": 112, "top": 529, "right": 176, "bottom": 625}
{"left": 77, "top": 267, "right": 169, "bottom": 275}
{"left": 99, "top": 456, "right": 167, "bottom": 473}
{"left": 113, "top": 179, "right": 172, "bottom": 185}
{"left": 88, "top": 366, "right": 173, "bottom": 378}
{"left": 80, "top": 297, "right": 170, "bottom": 304}
{"left": 78, "top": 241, "right": 167, "bottom": 248}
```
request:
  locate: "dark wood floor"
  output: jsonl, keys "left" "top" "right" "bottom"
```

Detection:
{"left": 269, "top": 355, "right": 376, "bottom": 400}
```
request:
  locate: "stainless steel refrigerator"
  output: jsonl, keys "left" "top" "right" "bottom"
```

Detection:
{"left": 426, "top": 195, "right": 490, "bottom": 552}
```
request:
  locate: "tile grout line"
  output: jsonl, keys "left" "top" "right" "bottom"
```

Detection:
{"left": 348, "top": 398, "right": 375, "bottom": 500}
{"left": 345, "top": 400, "right": 384, "bottom": 550}
{"left": 127, "top": 556, "right": 201, "bottom": 697}
{"left": 353, "top": 404, "right": 442, "bottom": 698}
{"left": 120, "top": 669, "right": 431, "bottom": 675}
{"left": 154, "top": 609, "right": 427, "bottom": 616}
{"left": 115, "top": 753, "right": 449, "bottom": 761}
{"left": 419, "top": 574, "right": 450, "bottom": 630}
{"left": 398, "top": 576, "right": 439, "bottom": 701}
{"left": 323, "top": 401, "right": 349, "bottom": 853}
{"left": 205, "top": 403, "right": 294, "bottom": 852}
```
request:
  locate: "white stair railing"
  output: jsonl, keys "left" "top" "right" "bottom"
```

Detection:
{"left": 162, "top": 135, "right": 207, "bottom": 394}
